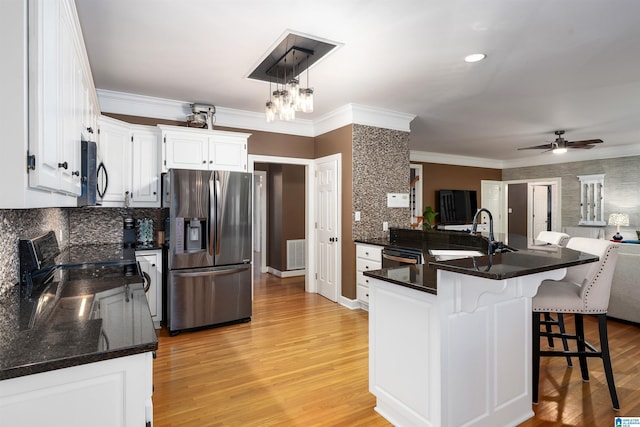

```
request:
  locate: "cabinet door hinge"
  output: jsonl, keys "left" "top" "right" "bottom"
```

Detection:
{"left": 163, "top": 136, "right": 166, "bottom": 143}
{"left": 315, "top": 273, "right": 318, "bottom": 280}
{"left": 131, "top": 135, "right": 134, "bottom": 142}
{"left": 26, "top": 152, "right": 36, "bottom": 171}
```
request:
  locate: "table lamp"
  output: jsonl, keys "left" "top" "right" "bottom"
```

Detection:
{"left": 608, "top": 213, "right": 629, "bottom": 241}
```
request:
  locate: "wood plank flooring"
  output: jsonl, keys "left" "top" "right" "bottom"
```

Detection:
{"left": 153, "top": 268, "right": 640, "bottom": 426}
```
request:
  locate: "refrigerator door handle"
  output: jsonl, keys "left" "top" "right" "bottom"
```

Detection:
{"left": 171, "top": 267, "right": 247, "bottom": 278}
{"left": 209, "top": 172, "right": 215, "bottom": 258}
{"left": 214, "top": 173, "right": 222, "bottom": 256}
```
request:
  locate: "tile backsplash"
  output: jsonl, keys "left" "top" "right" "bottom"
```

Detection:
{"left": 0, "top": 208, "right": 68, "bottom": 295}
{"left": 0, "top": 207, "right": 167, "bottom": 295}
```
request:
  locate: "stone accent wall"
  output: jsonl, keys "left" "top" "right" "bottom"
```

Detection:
{"left": 0, "top": 208, "right": 68, "bottom": 295}
{"left": 352, "top": 124, "right": 410, "bottom": 240}
{"left": 502, "top": 155, "right": 640, "bottom": 238}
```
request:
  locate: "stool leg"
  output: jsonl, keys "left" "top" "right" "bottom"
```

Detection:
{"left": 574, "top": 313, "right": 589, "bottom": 381}
{"left": 532, "top": 311, "right": 541, "bottom": 404}
{"left": 557, "top": 313, "right": 573, "bottom": 367}
{"left": 544, "top": 312, "right": 555, "bottom": 347}
{"left": 598, "top": 314, "right": 620, "bottom": 410}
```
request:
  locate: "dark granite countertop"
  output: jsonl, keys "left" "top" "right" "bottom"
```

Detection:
{"left": 0, "top": 245, "right": 159, "bottom": 381}
{"left": 364, "top": 245, "right": 599, "bottom": 295}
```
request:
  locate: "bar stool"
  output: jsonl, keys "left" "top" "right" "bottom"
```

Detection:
{"left": 532, "top": 237, "right": 620, "bottom": 410}
{"left": 535, "top": 231, "right": 572, "bottom": 363}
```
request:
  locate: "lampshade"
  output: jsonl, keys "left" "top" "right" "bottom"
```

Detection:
{"left": 608, "top": 213, "right": 629, "bottom": 227}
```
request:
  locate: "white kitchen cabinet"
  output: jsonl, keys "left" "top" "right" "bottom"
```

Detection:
{"left": 159, "top": 125, "right": 250, "bottom": 172}
{"left": 27, "top": 0, "right": 99, "bottom": 196}
{"left": 1, "top": 0, "right": 98, "bottom": 208}
{"left": 97, "top": 116, "right": 161, "bottom": 207}
{"left": 0, "top": 352, "right": 153, "bottom": 427}
{"left": 130, "top": 126, "right": 161, "bottom": 206}
{"left": 136, "top": 249, "right": 163, "bottom": 328}
{"left": 355, "top": 243, "right": 382, "bottom": 310}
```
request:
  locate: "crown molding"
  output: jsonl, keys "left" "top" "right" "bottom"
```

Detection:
{"left": 97, "top": 90, "right": 415, "bottom": 138}
{"left": 410, "top": 150, "right": 505, "bottom": 169}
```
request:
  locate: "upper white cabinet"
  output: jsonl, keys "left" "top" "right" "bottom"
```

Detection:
{"left": 28, "top": 0, "right": 99, "bottom": 196}
{"left": 97, "top": 116, "right": 161, "bottom": 207}
{"left": 159, "top": 125, "right": 250, "bottom": 172}
{"left": 1, "top": 0, "right": 98, "bottom": 208}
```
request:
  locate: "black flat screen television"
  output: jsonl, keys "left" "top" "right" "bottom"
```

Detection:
{"left": 438, "top": 189, "right": 478, "bottom": 224}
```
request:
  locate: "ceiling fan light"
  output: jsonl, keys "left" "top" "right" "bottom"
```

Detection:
{"left": 464, "top": 53, "right": 486, "bottom": 63}
{"left": 552, "top": 147, "right": 568, "bottom": 154}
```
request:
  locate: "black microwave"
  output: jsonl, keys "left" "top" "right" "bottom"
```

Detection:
{"left": 77, "top": 140, "right": 97, "bottom": 206}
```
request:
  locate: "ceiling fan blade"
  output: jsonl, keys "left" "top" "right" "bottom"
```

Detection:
{"left": 569, "top": 144, "right": 595, "bottom": 149}
{"left": 567, "top": 139, "right": 603, "bottom": 147}
{"left": 517, "top": 143, "right": 553, "bottom": 150}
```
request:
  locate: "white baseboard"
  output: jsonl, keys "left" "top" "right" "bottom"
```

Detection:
{"left": 339, "top": 296, "right": 363, "bottom": 310}
{"left": 267, "top": 267, "right": 306, "bottom": 278}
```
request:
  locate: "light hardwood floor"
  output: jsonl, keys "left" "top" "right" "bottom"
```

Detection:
{"left": 153, "top": 267, "right": 640, "bottom": 426}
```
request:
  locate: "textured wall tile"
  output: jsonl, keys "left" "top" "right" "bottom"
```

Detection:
{"left": 503, "top": 155, "right": 640, "bottom": 238}
{"left": 352, "top": 124, "right": 410, "bottom": 240}
{"left": 0, "top": 208, "right": 68, "bottom": 295}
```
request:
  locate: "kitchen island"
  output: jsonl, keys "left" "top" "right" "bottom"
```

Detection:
{"left": 0, "top": 242, "right": 158, "bottom": 427}
{"left": 364, "top": 246, "right": 598, "bottom": 427}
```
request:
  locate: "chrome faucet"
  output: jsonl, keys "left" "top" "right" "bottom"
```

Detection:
{"left": 471, "top": 208, "right": 496, "bottom": 255}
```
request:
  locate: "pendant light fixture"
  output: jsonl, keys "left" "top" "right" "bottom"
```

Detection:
{"left": 249, "top": 32, "right": 339, "bottom": 123}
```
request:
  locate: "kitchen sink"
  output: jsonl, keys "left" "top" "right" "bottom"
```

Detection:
{"left": 428, "top": 249, "right": 485, "bottom": 261}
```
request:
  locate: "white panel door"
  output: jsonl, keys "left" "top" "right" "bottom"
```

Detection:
{"left": 532, "top": 184, "right": 550, "bottom": 242}
{"left": 315, "top": 157, "right": 339, "bottom": 302}
{"left": 481, "top": 180, "right": 506, "bottom": 235}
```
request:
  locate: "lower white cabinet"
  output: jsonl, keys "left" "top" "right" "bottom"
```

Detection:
{"left": 0, "top": 352, "right": 154, "bottom": 427}
{"left": 136, "top": 249, "right": 163, "bottom": 328}
{"left": 355, "top": 243, "right": 382, "bottom": 310}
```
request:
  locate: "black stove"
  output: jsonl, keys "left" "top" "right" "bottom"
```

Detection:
{"left": 18, "top": 232, "right": 142, "bottom": 331}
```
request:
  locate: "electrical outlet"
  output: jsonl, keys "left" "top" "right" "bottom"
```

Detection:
{"left": 383, "top": 221, "right": 389, "bottom": 231}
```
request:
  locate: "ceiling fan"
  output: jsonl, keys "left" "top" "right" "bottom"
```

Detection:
{"left": 518, "top": 130, "right": 603, "bottom": 154}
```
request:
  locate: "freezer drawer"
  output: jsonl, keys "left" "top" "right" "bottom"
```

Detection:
{"left": 168, "top": 264, "right": 251, "bottom": 333}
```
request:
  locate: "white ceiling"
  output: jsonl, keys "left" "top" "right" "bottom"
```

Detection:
{"left": 75, "top": 0, "right": 640, "bottom": 165}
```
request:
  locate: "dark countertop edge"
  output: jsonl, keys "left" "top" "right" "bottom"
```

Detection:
{"left": 0, "top": 341, "right": 158, "bottom": 381}
{"left": 429, "top": 252, "right": 598, "bottom": 280}
{"left": 354, "top": 238, "right": 388, "bottom": 247}
{"left": 363, "top": 269, "right": 437, "bottom": 295}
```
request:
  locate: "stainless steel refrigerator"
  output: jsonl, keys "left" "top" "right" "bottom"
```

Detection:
{"left": 167, "top": 169, "right": 252, "bottom": 334}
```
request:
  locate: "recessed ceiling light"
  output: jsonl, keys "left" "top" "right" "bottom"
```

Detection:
{"left": 464, "top": 53, "right": 486, "bottom": 63}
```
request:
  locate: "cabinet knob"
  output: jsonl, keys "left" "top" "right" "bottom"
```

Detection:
{"left": 86, "top": 126, "right": 94, "bottom": 134}
{"left": 209, "top": 160, "right": 213, "bottom": 164}
{"left": 72, "top": 170, "right": 80, "bottom": 176}
{"left": 202, "top": 160, "right": 206, "bottom": 164}
{"left": 58, "top": 161, "right": 68, "bottom": 169}
{"left": 153, "top": 191, "right": 157, "bottom": 195}
{"left": 151, "top": 264, "right": 156, "bottom": 267}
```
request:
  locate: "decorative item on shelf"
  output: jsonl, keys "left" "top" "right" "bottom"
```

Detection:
{"left": 422, "top": 206, "right": 439, "bottom": 230}
{"left": 136, "top": 218, "right": 154, "bottom": 246}
{"left": 608, "top": 213, "right": 629, "bottom": 241}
